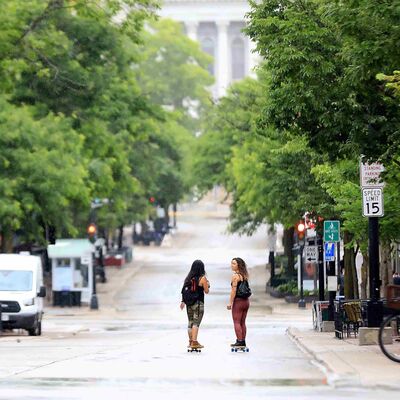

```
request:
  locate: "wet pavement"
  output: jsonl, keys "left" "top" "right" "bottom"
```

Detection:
{"left": 0, "top": 200, "right": 397, "bottom": 399}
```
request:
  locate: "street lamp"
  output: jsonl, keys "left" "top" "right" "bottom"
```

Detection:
{"left": 297, "top": 221, "right": 306, "bottom": 308}
{"left": 87, "top": 223, "right": 99, "bottom": 310}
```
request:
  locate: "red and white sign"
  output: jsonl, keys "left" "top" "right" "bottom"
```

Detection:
{"left": 360, "top": 162, "right": 385, "bottom": 188}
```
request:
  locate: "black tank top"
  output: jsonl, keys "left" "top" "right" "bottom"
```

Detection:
{"left": 232, "top": 273, "right": 246, "bottom": 299}
{"left": 196, "top": 276, "right": 205, "bottom": 303}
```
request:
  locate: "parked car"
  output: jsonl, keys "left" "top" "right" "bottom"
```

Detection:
{"left": 0, "top": 254, "right": 46, "bottom": 336}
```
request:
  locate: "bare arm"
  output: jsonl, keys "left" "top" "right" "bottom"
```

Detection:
{"left": 227, "top": 274, "right": 240, "bottom": 310}
{"left": 199, "top": 276, "right": 210, "bottom": 294}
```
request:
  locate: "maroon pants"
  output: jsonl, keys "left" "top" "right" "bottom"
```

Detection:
{"left": 232, "top": 298, "right": 250, "bottom": 340}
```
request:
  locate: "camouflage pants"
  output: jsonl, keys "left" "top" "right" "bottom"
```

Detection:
{"left": 186, "top": 301, "right": 204, "bottom": 328}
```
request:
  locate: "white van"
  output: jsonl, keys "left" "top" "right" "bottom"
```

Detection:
{"left": 0, "top": 254, "right": 46, "bottom": 336}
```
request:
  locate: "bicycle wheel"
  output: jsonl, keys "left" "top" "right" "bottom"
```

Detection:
{"left": 378, "top": 314, "right": 400, "bottom": 363}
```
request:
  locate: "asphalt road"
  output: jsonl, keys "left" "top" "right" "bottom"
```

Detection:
{"left": 0, "top": 200, "right": 396, "bottom": 399}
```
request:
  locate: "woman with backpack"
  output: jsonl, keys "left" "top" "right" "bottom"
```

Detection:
{"left": 227, "top": 257, "right": 251, "bottom": 348}
{"left": 180, "top": 259, "right": 209, "bottom": 349}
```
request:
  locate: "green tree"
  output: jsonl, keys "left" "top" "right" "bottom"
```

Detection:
{"left": 246, "top": 0, "right": 400, "bottom": 159}
{"left": 0, "top": 0, "right": 158, "bottom": 244}
{"left": 0, "top": 96, "right": 88, "bottom": 250}
{"left": 137, "top": 19, "right": 214, "bottom": 130}
{"left": 135, "top": 18, "right": 213, "bottom": 226}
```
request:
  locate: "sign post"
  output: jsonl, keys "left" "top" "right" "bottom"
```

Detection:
{"left": 360, "top": 160, "right": 384, "bottom": 301}
{"left": 360, "top": 160, "right": 384, "bottom": 327}
{"left": 323, "top": 221, "right": 340, "bottom": 320}
{"left": 298, "top": 244, "right": 305, "bottom": 308}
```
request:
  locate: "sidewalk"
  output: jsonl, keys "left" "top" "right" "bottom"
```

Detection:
{"left": 251, "top": 260, "right": 400, "bottom": 389}
{"left": 286, "top": 316, "right": 400, "bottom": 390}
{"left": 45, "top": 260, "right": 143, "bottom": 320}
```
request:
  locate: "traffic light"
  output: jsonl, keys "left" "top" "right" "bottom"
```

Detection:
{"left": 296, "top": 221, "right": 306, "bottom": 242}
{"left": 149, "top": 196, "right": 156, "bottom": 204}
{"left": 87, "top": 223, "right": 97, "bottom": 242}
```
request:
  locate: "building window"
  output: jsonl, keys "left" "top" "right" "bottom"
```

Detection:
{"left": 201, "top": 37, "right": 215, "bottom": 76}
{"left": 231, "top": 38, "right": 245, "bottom": 81}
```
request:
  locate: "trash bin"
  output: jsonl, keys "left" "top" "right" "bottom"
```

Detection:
{"left": 121, "top": 246, "right": 133, "bottom": 263}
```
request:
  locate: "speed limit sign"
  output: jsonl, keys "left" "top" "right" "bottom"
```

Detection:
{"left": 362, "top": 188, "right": 384, "bottom": 217}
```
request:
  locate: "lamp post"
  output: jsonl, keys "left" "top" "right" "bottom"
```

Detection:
{"left": 87, "top": 223, "right": 99, "bottom": 310}
{"left": 298, "top": 243, "right": 306, "bottom": 308}
{"left": 297, "top": 221, "right": 306, "bottom": 308}
{"left": 90, "top": 259, "right": 99, "bottom": 310}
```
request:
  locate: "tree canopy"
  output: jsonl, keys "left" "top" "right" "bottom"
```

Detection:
{"left": 0, "top": 1, "right": 212, "bottom": 249}
{"left": 193, "top": 0, "right": 400, "bottom": 296}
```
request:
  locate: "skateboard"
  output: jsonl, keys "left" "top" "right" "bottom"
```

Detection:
{"left": 231, "top": 346, "right": 249, "bottom": 353}
{"left": 187, "top": 347, "right": 202, "bottom": 353}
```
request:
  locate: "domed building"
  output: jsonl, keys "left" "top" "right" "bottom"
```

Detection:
{"left": 159, "top": 0, "right": 257, "bottom": 98}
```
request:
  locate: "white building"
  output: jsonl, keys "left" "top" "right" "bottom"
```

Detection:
{"left": 159, "top": 0, "right": 257, "bottom": 98}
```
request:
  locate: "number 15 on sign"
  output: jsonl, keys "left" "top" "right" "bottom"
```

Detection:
{"left": 362, "top": 188, "right": 384, "bottom": 217}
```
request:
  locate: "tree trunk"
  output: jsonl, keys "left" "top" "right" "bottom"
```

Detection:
{"left": 283, "top": 227, "right": 295, "bottom": 277}
{"left": 360, "top": 251, "right": 369, "bottom": 299}
{"left": 48, "top": 224, "right": 57, "bottom": 244}
{"left": 1, "top": 229, "right": 14, "bottom": 253}
{"left": 351, "top": 249, "right": 359, "bottom": 299}
{"left": 173, "top": 203, "right": 177, "bottom": 228}
{"left": 117, "top": 225, "right": 124, "bottom": 249}
{"left": 343, "top": 231, "right": 355, "bottom": 299}
{"left": 140, "top": 221, "right": 148, "bottom": 234}
{"left": 163, "top": 204, "right": 170, "bottom": 227}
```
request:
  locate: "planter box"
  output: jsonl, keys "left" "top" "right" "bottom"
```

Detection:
{"left": 104, "top": 254, "right": 125, "bottom": 267}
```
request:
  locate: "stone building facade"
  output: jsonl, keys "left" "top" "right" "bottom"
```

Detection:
{"left": 159, "top": 0, "right": 257, "bottom": 98}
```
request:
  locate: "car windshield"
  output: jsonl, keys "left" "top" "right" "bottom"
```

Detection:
{"left": 0, "top": 270, "right": 33, "bottom": 291}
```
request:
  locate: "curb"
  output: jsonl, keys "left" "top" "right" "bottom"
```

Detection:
{"left": 287, "top": 327, "right": 364, "bottom": 388}
{"left": 286, "top": 327, "right": 333, "bottom": 373}
{"left": 287, "top": 327, "right": 400, "bottom": 391}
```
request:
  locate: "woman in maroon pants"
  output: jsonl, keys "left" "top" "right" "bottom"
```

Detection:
{"left": 227, "top": 257, "right": 250, "bottom": 347}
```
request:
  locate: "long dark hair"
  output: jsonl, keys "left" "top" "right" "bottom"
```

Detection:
{"left": 232, "top": 257, "right": 249, "bottom": 280}
{"left": 184, "top": 259, "right": 205, "bottom": 285}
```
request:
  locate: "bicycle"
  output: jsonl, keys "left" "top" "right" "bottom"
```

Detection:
{"left": 378, "top": 284, "right": 400, "bottom": 363}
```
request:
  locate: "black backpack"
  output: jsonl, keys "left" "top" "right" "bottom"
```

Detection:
{"left": 236, "top": 279, "right": 252, "bottom": 299}
{"left": 181, "top": 277, "right": 201, "bottom": 306}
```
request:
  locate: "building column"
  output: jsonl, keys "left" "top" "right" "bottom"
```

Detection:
{"left": 185, "top": 21, "right": 198, "bottom": 42}
{"left": 217, "top": 20, "right": 230, "bottom": 98}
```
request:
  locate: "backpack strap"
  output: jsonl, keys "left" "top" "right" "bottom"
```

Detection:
{"left": 191, "top": 277, "right": 197, "bottom": 292}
